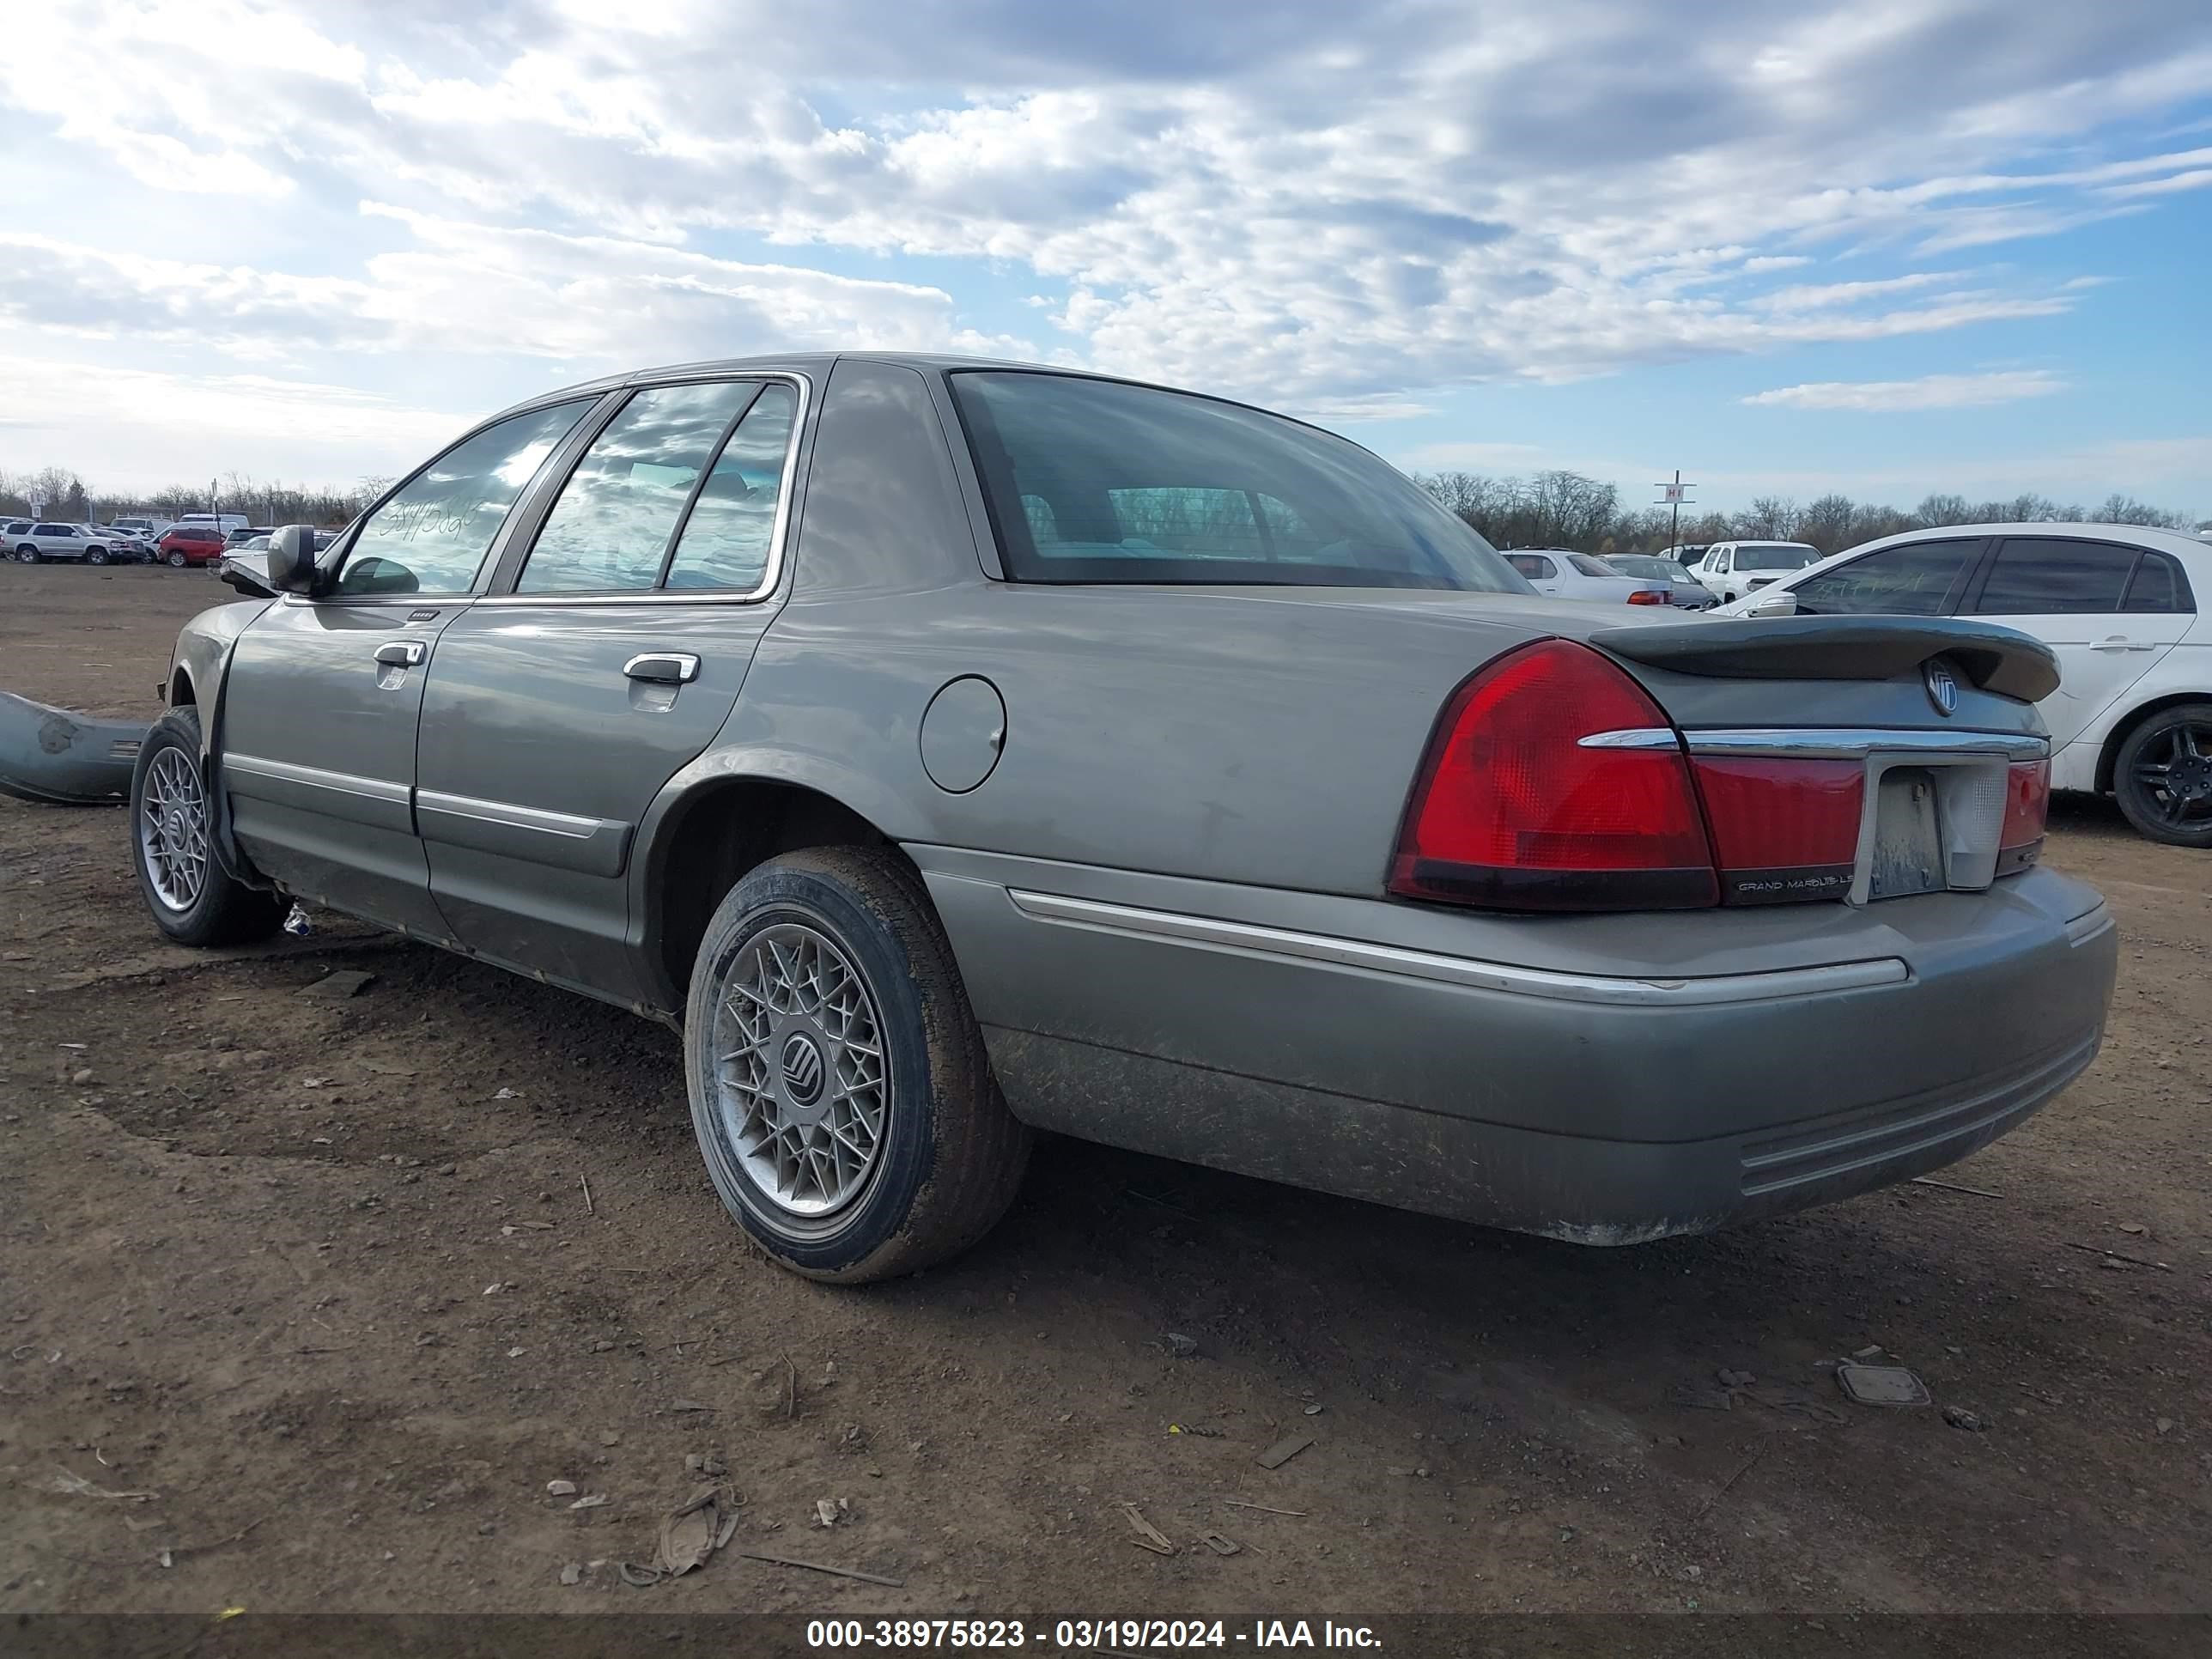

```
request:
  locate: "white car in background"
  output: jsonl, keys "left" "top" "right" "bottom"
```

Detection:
{"left": 1691, "top": 540, "right": 1821, "bottom": 604}
{"left": 1601, "top": 553, "right": 1717, "bottom": 609}
{"left": 1712, "top": 523, "right": 2212, "bottom": 846}
{"left": 1501, "top": 549, "right": 1669, "bottom": 605}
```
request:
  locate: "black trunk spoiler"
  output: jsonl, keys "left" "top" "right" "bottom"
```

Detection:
{"left": 1589, "top": 616, "right": 2059, "bottom": 704}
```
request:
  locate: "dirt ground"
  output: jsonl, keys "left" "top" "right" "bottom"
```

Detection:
{"left": 3, "top": 563, "right": 2208, "bottom": 1623}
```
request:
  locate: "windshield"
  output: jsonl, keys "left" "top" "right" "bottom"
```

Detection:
{"left": 1737, "top": 544, "right": 1819, "bottom": 572}
{"left": 948, "top": 371, "right": 1527, "bottom": 592}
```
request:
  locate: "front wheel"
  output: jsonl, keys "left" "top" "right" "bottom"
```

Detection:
{"left": 130, "top": 708, "right": 286, "bottom": 946}
{"left": 86, "top": 548, "right": 108, "bottom": 566}
{"left": 683, "top": 846, "right": 1030, "bottom": 1283}
{"left": 2114, "top": 702, "right": 2212, "bottom": 848}
{"left": 166, "top": 550, "right": 188, "bottom": 567}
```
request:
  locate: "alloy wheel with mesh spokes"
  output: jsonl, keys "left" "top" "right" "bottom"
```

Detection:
{"left": 713, "top": 921, "right": 890, "bottom": 1217}
{"left": 138, "top": 746, "right": 210, "bottom": 913}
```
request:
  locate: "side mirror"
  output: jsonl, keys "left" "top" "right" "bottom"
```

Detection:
{"left": 266, "top": 525, "right": 319, "bottom": 595}
{"left": 1745, "top": 588, "right": 1798, "bottom": 617}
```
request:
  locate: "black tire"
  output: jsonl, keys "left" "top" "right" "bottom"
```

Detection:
{"left": 129, "top": 707, "right": 287, "bottom": 946}
{"left": 166, "top": 550, "right": 188, "bottom": 568}
{"left": 683, "top": 845, "right": 1030, "bottom": 1284}
{"left": 2112, "top": 702, "right": 2212, "bottom": 848}
{"left": 17, "top": 545, "right": 40, "bottom": 563}
{"left": 87, "top": 548, "right": 108, "bottom": 566}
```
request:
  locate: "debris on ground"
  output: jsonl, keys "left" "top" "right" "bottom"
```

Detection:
{"left": 1717, "top": 1368, "right": 1757, "bottom": 1389}
{"left": 1123, "top": 1504, "right": 1176, "bottom": 1556}
{"left": 651, "top": 1484, "right": 732, "bottom": 1577}
{"left": 1304, "top": 1404, "right": 1324, "bottom": 1416}
{"left": 1942, "top": 1406, "right": 1988, "bottom": 1431}
{"left": 1164, "top": 1333, "right": 1199, "bottom": 1358}
{"left": 559, "top": 1563, "right": 582, "bottom": 1586}
{"left": 568, "top": 1494, "right": 609, "bottom": 1510}
{"left": 1222, "top": 1499, "right": 1305, "bottom": 1516}
{"left": 1200, "top": 1532, "right": 1242, "bottom": 1556}
{"left": 547, "top": 1480, "right": 578, "bottom": 1497}
{"left": 48, "top": 1469, "right": 156, "bottom": 1502}
{"left": 735, "top": 1548, "right": 904, "bottom": 1588}
{"left": 281, "top": 902, "right": 313, "bottom": 936}
{"left": 1167, "top": 1423, "right": 1223, "bottom": 1437}
{"left": 1255, "top": 1433, "right": 1315, "bottom": 1470}
{"left": 1837, "top": 1364, "right": 1931, "bottom": 1407}
{"left": 2119, "top": 1222, "right": 2148, "bottom": 1236}
{"left": 298, "top": 969, "right": 375, "bottom": 1000}
{"left": 815, "top": 1498, "right": 848, "bottom": 1528}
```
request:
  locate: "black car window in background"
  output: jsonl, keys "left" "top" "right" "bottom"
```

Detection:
{"left": 662, "top": 384, "right": 798, "bottom": 591}
{"left": 1788, "top": 539, "right": 1978, "bottom": 617}
{"left": 337, "top": 399, "right": 593, "bottom": 597}
{"left": 2121, "top": 551, "right": 2194, "bottom": 614}
{"left": 1972, "top": 538, "right": 2137, "bottom": 615}
{"left": 949, "top": 371, "right": 1527, "bottom": 592}
{"left": 34, "top": 524, "right": 69, "bottom": 536}
{"left": 1504, "top": 553, "right": 1557, "bottom": 580}
{"left": 1569, "top": 555, "right": 1620, "bottom": 578}
{"left": 519, "top": 382, "right": 762, "bottom": 594}
{"left": 1734, "top": 544, "right": 1817, "bottom": 571}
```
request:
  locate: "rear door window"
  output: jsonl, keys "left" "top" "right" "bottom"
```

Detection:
{"left": 661, "top": 384, "right": 799, "bottom": 592}
{"left": 1505, "top": 553, "right": 1557, "bottom": 580}
{"left": 1971, "top": 538, "right": 2137, "bottom": 615}
{"left": 1788, "top": 539, "right": 1978, "bottom": 616}
{"left": 338, "top": 399, "right": 593, "bottom": 597}
{"left": 2121, "top": 552, "right": 2194, "bottom": 614}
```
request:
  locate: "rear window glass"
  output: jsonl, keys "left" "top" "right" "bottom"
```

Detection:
{"left": 1973, "top": 538, "right": 2136, "bottom": 615}
{"left": 948, "top": 372, "right": 1525, "bottom": 592}
{"left": 1568, "top": 555, "right": 1619, "bottom": 578}
{"left": 1735, "top": 544, "right": 1818, "bottom": 571}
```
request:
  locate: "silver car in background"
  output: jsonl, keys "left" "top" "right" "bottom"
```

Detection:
{"left": 1503, "top": 548, "right": 1670, "bottom": 605}
{"left": 1602, "top": 553, "right": 1717, "bottom": 609}
{"left": 133, "top": 353, "right": 2116, "bottom": 1282}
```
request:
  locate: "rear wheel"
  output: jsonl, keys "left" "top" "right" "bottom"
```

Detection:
{"left": 130, "top": 707, "right": 286, "bottom": 946}
{"left": 683, "top": 846, "right": 1030, "bottom": 1283}
{"left": 2114, "top": 702, "right": 2212, "bottom": 848}
{"left": 17, "top": 545, "right": 39, "bottom": 563}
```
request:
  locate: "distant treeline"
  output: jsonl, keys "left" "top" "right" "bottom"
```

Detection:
{"left": 0, "top": 465, "right": 391, "bottom": 528}
{"left": 1413, "top": 470, "right": 2205, "bottom": 557}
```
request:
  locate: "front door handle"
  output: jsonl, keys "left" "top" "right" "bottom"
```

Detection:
{"left": 623, "top": 653, "right": 701, "bottom": 684}
{"left": 374, "top": 641, "right": 426, "bottom": 667}
{"left": 2090, "top": 636, "right": 2156, "bottom": 653}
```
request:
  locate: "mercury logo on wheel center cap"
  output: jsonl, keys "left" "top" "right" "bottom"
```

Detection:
{"left": 780, "top": 1031, "right": 826, "bottom": 1109}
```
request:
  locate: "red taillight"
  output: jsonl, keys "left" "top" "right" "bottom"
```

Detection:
{"left": 1389, "top": 641, "right": 1719, "bottom": 910}
{"left": 1997, "top": 758, "right": 2049, "bottom": 875}
{"left": 1626, "top": 588, "right": 1667, "bottom": 605}
{"left": 1690, "top": 758, "right": 1864, "bottom": 904}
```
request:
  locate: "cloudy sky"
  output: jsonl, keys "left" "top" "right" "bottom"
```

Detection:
{"left": 3, "top": 0, "right": 2209, "bottom": 511}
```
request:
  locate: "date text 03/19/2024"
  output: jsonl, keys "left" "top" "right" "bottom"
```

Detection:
{"left": 804, "top": 1619, "right": 1383, "bottom": 1649}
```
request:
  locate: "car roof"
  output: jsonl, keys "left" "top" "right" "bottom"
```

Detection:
{"left": 476, "top": 349, "right": 1351, "bottom": 441}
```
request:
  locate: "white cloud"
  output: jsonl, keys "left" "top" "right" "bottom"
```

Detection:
{"left": 1742, "top": 370, "right": 2069, "bottom": 412}
{"left": 0, "top": 0, "right": 2206, "bottom": 480}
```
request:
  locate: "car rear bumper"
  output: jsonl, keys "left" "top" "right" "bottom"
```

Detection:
{"left": 915, "top": 849, "right": 2118, "bottom": 1241}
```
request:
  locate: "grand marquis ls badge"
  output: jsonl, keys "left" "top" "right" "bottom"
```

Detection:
{"left": 1923, "top": 659, "right": 1960, "bottom": 717}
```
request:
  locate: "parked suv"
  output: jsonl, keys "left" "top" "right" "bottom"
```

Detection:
{"left": 12, "top": 521, "right": 130, "bottom": 563}
{"left": 129, "top": 353, "right": 2112, "bottom": 1283}
{"left": 154, "top": 525, "right": 228, "bottom": 567}
{"left": 1712, "top": 523, "right": 2212, "bottom": 845}
{"left": 1692, "top": 541, "right": 1821, "bottom": 605}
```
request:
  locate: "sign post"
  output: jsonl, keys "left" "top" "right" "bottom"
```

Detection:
{"left": 1653, "top": 471, "right": 1697, "bottom": 555}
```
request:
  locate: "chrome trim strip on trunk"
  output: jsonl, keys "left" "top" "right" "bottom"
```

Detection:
{"left": 1579, "top": 726, "right": 2046, "bottom": 759}
{"left": 222, "top": 752, "right": 411, "bottom": 805}
{"left": 1006, "top": 889, "right": 1909, "bottom": 1006}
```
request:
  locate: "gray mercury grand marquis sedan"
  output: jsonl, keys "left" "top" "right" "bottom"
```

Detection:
{"left": 133, "top": 354, "right": 2118, "bottom": 1282}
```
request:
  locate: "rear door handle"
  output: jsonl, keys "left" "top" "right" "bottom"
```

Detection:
{"left": 623, "top": 653, "right": 701, "bottom": 684}
{"left": 374, "top": 641, "right": 426, "bottom": 667}
{"left": 2090, "top": 636, "right": 2156, "bottom": 653}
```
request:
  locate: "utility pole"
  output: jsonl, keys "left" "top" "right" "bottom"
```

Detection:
{"left": 1653, "top": 471, "right": 1697, "bottom": 554}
